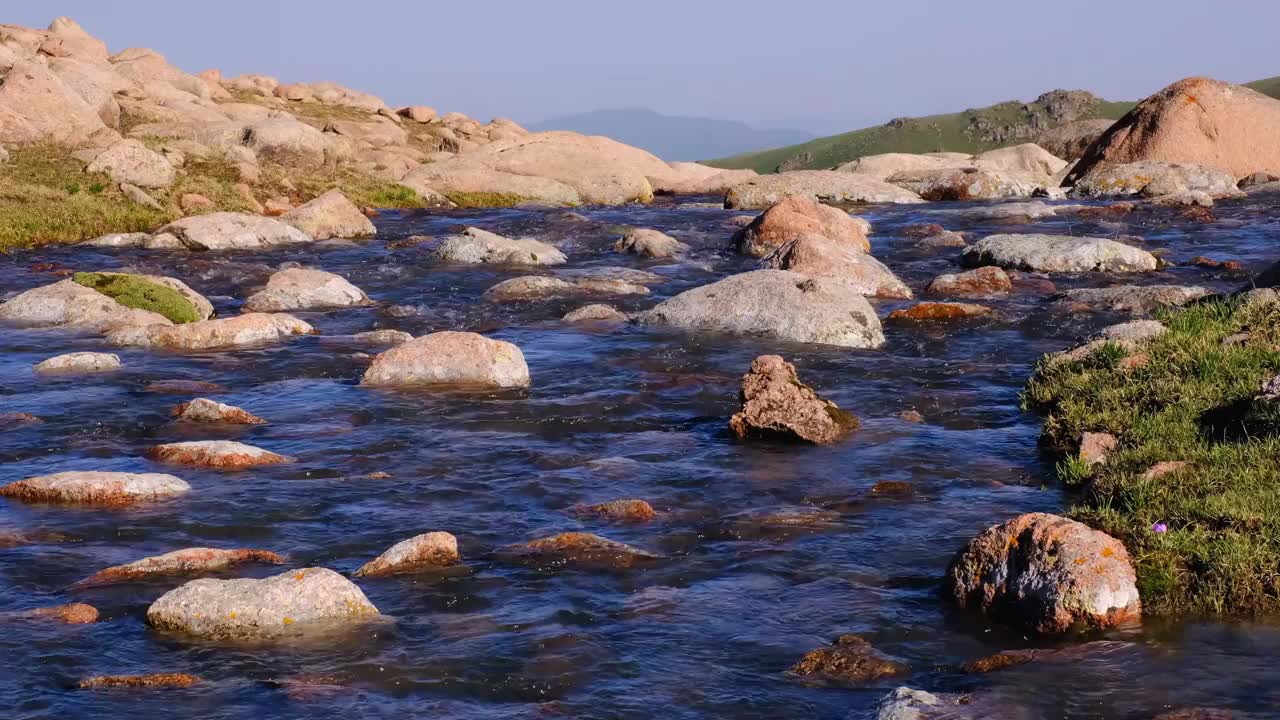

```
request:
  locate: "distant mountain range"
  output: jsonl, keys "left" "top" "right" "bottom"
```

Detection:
{"left": 525, "top": 108, "right": 814, "bottom": 162}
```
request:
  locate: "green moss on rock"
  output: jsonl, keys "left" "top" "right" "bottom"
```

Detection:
{"left": 72, "top": 272, "right": 201, "bottom": 324}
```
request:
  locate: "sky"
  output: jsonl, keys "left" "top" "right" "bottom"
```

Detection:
{"left": 8, "top": 1, "right": 1279, "bottom": 135}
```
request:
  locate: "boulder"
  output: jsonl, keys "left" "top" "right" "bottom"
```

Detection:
{"left": 790, "top": 635, "right": 908, "bottom": 684}
{"left": 1070, "top": 160, "right": 1239, "bottom": 199}
{"left": 640, "top": 270, "right": 885, "bottom": 349}
{"left": 431, "top": 227, "right": 566, "bottom": 266}
{"left": 146, "top": 567, "right": 381, "bottom": 640}
{"left": 77, "top": 548, "right": 285, "bottom": 586}
{"left": 926, "top": 266, "right": 1012, "bottom": 296}
{"left": 946, "top": 512, "right": 1141, "bottom": 633}
{"left": 120, "top": 182, "right": 163, "bottom": 210}
{"left": 1035, "top": 119, "right": 1115, "bottom": 161}
{"left": 729, "top": 355, "right": 858, "bottom": 444}
{"left": 1068, "top": 77, "right": 1280, "bottom": 182}
{"left": 146, "top": 440, "right": 292, "bottom": 468}
{"left": 0, "top": 471, "right": 190, "bottom": 506}
{"left": 0, "top": 279, "right": 173, "bottom": 331}
{"left": 72, "top": 271, "right": 213, "bottom": 322}
{"left": 504, "top": 532, "right": 658, "bottom": 569}
{"left": 360, "top": 331, "right": 530, "bottom": 389}
{"left": 887, "top": 166, "right": 1045, "bottom": 201}
{"left": 973, "top": 143, "right": 1068, "bottom": 177}
{"left": 614, "top": 228, "right": 684, "bottom": 258}
{"left": 243, "top": 268, "right": 369, "bottom": 312}
{"left": 733, "top": 197, "right": 871, "bottom": 257}
{"left": 242, "top": 117, "right": 330, "bottom": 168}
{"left": 179, "top": 193, "right": 214, "bottom": 213}
{"left": 47, "top": 56, "right": 131, "bottom": 127}
{"left": 398, "top": 105, "right": 437, "bottom": 123}
{"left": 482, "top": 276, "right": 649, "bottom": 303}
{"left": 353, "top": 532, "right": 460, "bottom": 577}
{"left": 724, "top": 170, "right": 924, "bottom": 209}
{"left": 887, "top": 302, "right": 993, "bottom": 321}
{"left": 157, "top": 212, "right": 314, "bottom": 250}
{"left": 106, "top": 313, "right": 315, "bottom": 350}
{"left": 563, "top": 304, "right": 629, "bottom": 323}
{"left": 173, "top": 398, "right": 266, "bottom": 425}
{"left": 87, "top": 139, "right": 175, "bottom": 188}
{"left": 961, "top": 234, "right": 1158, "bottom": 273}
{"left": 758, "top": 234, "right": 911, "bottom": 299}
{"left": 34, "top": 351, "right": 121, "bottom": 375}
{"left": 0, "top": 60, "right": 109, "bottom": 145}
{"left": 1056, "top": 285, "right": 1213, "bottom": 315}
{"left": 281, "top": 190, "right": 376, "bottom": 240}
{"left": 324, "top": 119, "right": 407, "bottom": 148}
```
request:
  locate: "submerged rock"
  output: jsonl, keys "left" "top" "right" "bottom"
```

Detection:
{"left": 431, "top": 227, "right": 566, "bottom": 266}
{"left": 887, "top": 302, "right": 993, "bottom": 321}
{"left": 353, "top": 532, "right": 460, "bottom": 577}
{"left": 482, "top": 275, "right": 649, "bottom": 303}
{"left": 640, "top": 270, "right": 885, "bottom": 349}
{"left": 729, "top": 355, "right": 858, "bottom": 444}
{"left": 926, "top": 266, "right": 1012, "bottom": 296}
{"left": 172, "top": 398, "right": 266, "bottom": 425}
{"left": 874, "top": 687, "right": 1000, "bottom": 720}
{"left": 504, "top": 532, "right": 659, "bottom": 569}
{"left": 77, "top": 548, "right": 285, "bottom": 586}
{"left": 562, "top": 304, "right": 629, "bottom": 323}
{"left": 281, "top": 189, "right": 376, "bottom": 240}
{"left": 758, "top": 235, "right": 911, "bottom": 299}
{"left": 615, "top": 228, "right": 684, "bottom": 258}
{"left": 961, "top": 234, "right": 1158, "bottom": 273}
{"left": 106, "top": 313, "right": 315, "bottom": 350}
{"left": 1057, "top": 285, "right": 1212, "bottom": 315}
{"left": 570, "top": 499, "right": 657, "bottom": 523}
{"left": 7, "top": 603, "right": 100, "bottom": 625}
{"left": 790, "top": 635, "right": 908, "bottom": 684}
{"left": 33, "top": 352, "right": 121, "bottom": 375}
{"left": 733, "top": 196, "right": 871, "bottom": 257}
{"left": 146, "top": 440, "right": 292, "bottom": 468}
{"left": 360, "top": 331, "right": 530, "bottom": 388}
{"left": 146, "top": 567, "right": 380, "bottom": 640}
{"left": 242, "top": 268, "right": 370, "bottom": 312}
{"left": 0, "top": 471, "right": 190, "bottom": 506}
{"left": 79, "top": 674, "right": 201, "bottom": 690}
{"left": 946, "top": 512, "right": 1141, "bottom": 634}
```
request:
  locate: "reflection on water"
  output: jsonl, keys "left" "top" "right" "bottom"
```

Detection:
{"left": 2, "top": 196, "right": 1279, "bottom": 719}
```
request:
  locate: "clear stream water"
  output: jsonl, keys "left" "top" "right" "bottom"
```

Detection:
{"left": 2, "top": 196, "right": 1280, "bottom": 719}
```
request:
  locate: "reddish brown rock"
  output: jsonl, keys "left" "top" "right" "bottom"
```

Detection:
{"left": 733, "top": 197, "right": 870, "bottom": 257}
{"left": 79, "top": 674, "right": 201, "bottom": 690}
{"left": 19, "top": 603, "right": 99, "bottom": 624}
{"left": 77, "top": 548, "right": 285, "bottom": 587}
{"left": 571, "top": 499, "right": 657, "bottom": 523}
{"left": 869, "top": 481, "right": 916, "bottom": 498}
{"left": 926, "top": 266, "right": 1012, "bottom": 297}
{"left": 1189, "top": 256, "right": 1243, "bottom": 272}
{"left": 758, "top": 234, "right": 911, "bottom": 299}
{"left": 353, "top": 532, "right": 460, "bottom": 577}
{"left": 172, "top": 398, "right": 266, "bottom": 425}
{"left": 728, "top": 355, "right": 858, "bottom": 445}
{"left": 790, "top": 635, "right": 908, "bottom": 684}
{"left": 0, "top": 412, "right": 43, "bottom": 428}
{"left": 1079, "top": 432, "right": 1118, "bottom": 466}
{"left": 901, "top": 223, "right": 946, "bottom": 238}
{"left": 887, "top": 302, "right": 993, "bottom": 321}
{"left": 146, "top": 380, "right": 224, "bottom": 394}
{"left": 146, "top": 441, "right": 292, "bottom": 468}
{"left": 505, "top": 532, "right": 659, "bottom": 569}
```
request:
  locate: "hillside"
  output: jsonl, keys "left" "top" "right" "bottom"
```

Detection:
{"left": 707, "top": 76, "right": 1280, "bottom": 174}
{"left": 526, "top": 108, "right": 813, "bottom": 162}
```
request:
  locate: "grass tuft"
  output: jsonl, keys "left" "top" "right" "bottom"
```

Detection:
{"left": 443, "top": 191, "right": 532, "bottom": 208}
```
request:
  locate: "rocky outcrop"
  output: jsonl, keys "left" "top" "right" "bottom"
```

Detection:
{"left": 482, "top": 275, "right": 650, "bottom": 303}
{"left": 353, "top": 532, "right": 460, "bottom": 577}
{"left": 360, "top": 331, "right": 530, "bottom": 388}
{"left": 729, "top": 355, "right": 858, "bottom": 444}
{"left": 724, "top": 170, "right": 924, "bottom": 209}
{"left": 733, "top": 197, "right": 870, "bottom": 257}
{"left": 0, "top": 471, "right": 190, "bottom": 506}
{"left": 758, "top": 235, "right": 911, "bottom": 299}
{"left": 640, "top": 270, "right": 885, "bottom": 349}
{"left": 33, "top": 351, "right": 121, "bottom": 375}
{"left": 106, "top": 313, "right": 315, "bottom": 350}
{"left": 0, "top": 60, "right": 110, "bottom": 145}
{"left": 146, "top": 567, "right": 381, "bottom": 640}
{"left": 946, "top": 512, "right": 1141, "bottom": 634}
{"left": 402, "top": 162, "right": 580, "bottom": 206}
{"left": 242, "top": 268, "right": 370, "bottom": 312}
{"left": 431, "top": 227, "right": 566, "bottom": 266}
{"left": 77, "top": 548, "right": 285, "bottom": 586}
{"left": 157, "top": 213, "right": 314, "bottom": 250}
{"left": 1070, "top": 160, "right": 1240, "bottom": 199}
{"left": 614, "top": 228, "right": 684, "bottom": 258}
{"left": 281, "top": 190, "right": 376, "bottom": 240}
{"left": 961, "top": 234, "right": 1158, "bottom": 273}
{"left": 172, "top": 398, "right": 266, "bottom": 425}
{"left": 146, "top": 440, "right": 292, "bottom": 468}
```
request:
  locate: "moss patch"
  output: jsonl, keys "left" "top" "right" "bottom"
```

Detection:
{"left": 443, "top": 191, "right": 533, "bottom": 208}
{"left": 72, "top": 272, "right": 201, "bottom": 324}
{"left": 1024, "top": 297, "right": 1280, "bottom": 615}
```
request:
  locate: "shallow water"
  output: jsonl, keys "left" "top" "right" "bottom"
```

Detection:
{"left": 2, "top": 196, "right": 1280, "bottom": 719}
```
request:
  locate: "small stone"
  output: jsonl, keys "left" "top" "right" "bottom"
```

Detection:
{"left": 887, "top": 302, "right": 993, "bottom": 321}
{"left": 172, "top": 398, "right": 266, "bottom": 425}
{"left": 77, "top": 548, "right": 284, "bottom": 587}
{"left": 146, "top": 441, "right": 292, "bottom": 468}
{"left": 353, "top": 532, "right": 460, "bottom": 577}
{"left": 614, "top": 228, "right": 684, "bottom": 258}
{"left": 79, "top": 674, "right": 200, "bottom": 690}
{"left": 729, "top": 355, "right": 858, "bottom": 445}
{"left": 571, "top": 499, "right": 657, "bottom": 523}
{"left": 790, "top": 635, "right": 908, "bottom": 684}
{"left": 34, "top": 352, "right": 121, "bottom": 375}
{"left": 1079, "top": 432, "right": 1118, "bottom": 466}
{"left": 915, "top": 231, "right": 968, "bottom": 249}
{"left": 179, "top": 193, "right": 214, "bottom": 213}
{"left": 349, "top": 330, "right": 413, "bottom": 346}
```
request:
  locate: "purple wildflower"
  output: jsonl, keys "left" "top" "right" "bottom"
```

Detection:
{"left": 1151, "top": 522, "right": 1168, "bottom": 534}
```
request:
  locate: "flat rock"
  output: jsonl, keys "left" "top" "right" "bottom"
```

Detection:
{"left": 1070, "top": 160, "right": 1239, "bottom": 199}
{"left": 724, "top": 170, "right": 924, "bottom": 209}
{"left": 158, "top": 213, "right": 314, "bottom": 250}
{"left": 360, "top": 331, "right": 530, "bottom": 388}
{"left": 243, "top": 268, "right": 369, "bottom": 312}
{"left": 0, "top": 471, "right": 190, "bottom": 506}
{"left": 146, "top": 567, "right": 381, "bottom": 640}
{"left": 34, "top": 352, "right": 121, "bottom": 375}
{"left": 729, "top": 355, "right": 858, "bottom": 444}
{"left": 887, "top": 166, "right": 1044, "bottom": 201}
{"left": 504, "top": 532, "right": 659, "bottom": 569}
{"left": 563, "top": 304, "right": 629, "bottom": 323}
{"left": 482, "top": 276, "right": 649, "bottom": 303}
{"left": 106, "top": 313, "right": 314, "bottom": 350}
{"left": 1057, "top": 285, "right": 1212, "bottom": 314}
{"left": 146, "top": 440, "right": 292, "bottom": 468}
{"left": 77, "top": 548, "right": 285, "bottom": 586}
{"left": 640, "top": 270, "right": 885, "bottom": 349}
{"left": 570, "top": 499, "right": 657, "bottom": 523}
{"left": 962, "top": 234, "right": 1158, "bottom": 273}
{"left": 354, "top": 532, "right": 460, "bottom": 577}
{"left": 281, "top": 189, "right": 376, "bottom": 240}
{"left": 432, "top": 227, "right": 566, "bottom": 265}
{"left": 887, "top": 302, "right": 993, "bottom": 321}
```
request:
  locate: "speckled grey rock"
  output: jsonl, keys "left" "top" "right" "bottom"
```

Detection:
{"left": 962, "top": 234, "right": 1157, "bottom": 273}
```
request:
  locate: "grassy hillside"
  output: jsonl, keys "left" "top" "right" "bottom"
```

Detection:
{"left": 708, "top": 76, "right": 1280, "bottom": 174}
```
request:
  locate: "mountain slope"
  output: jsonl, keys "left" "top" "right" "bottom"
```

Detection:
{"left": 526, "top": 108, "right": 813, "bottom": 162}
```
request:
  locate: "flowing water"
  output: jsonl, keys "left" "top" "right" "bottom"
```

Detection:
{"left": 2, "top": 196, "right": 1280, "bottom": 719}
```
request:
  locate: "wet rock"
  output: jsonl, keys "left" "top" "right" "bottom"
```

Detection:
{"left": 107, "top": 313, "right": 315, "bottom": 350}
{"left": 146, "top": 380, "right": 224, "bottom": 394}
{"left": 713, "top": 507, "right": 842, "bottom": 540}
{"left": 926, "top": 266, "right": 1011, "bottom": 297}
{"left": 962, "top": 234, "right": 1158, "bottom": 273}
{"left": 1189, "top": 256, "right": 1244, "bottom": 273}
{"left": 1056, "top": 285, "right": 1212, "bottom": 315}
{"left": 504, "top": 532, "right": 659, "bottom": 569}
{"left": 361, "top": 331, "right": 530, "bottom": 389}
{"left": 869, "top": 480, "right": 916, "bottom": 498}
{"left": 353, "top": 531, "right": 460, "bottom": 577}
{"left": 563, "top": 304, "right": 629, "bottom": 323}
{"left": 946, "top": 512, "right": 1141, "bottom": 634}
{"left": 0, "top": 412, "right": 43, "bottom": 428}
{"left": 280, "top": 189, "right": 376, "bottom": 240}
{"left": 146, "top": 567, "right": 380, "bottom": 640}
{"left": 733, "top": 197, "right": 871, "bottom": 257}
{"left": 724, "top": 170, "right": 924, "bottom": 209}
{"left": 432, "top": 227, "right": 567, "bottom": 266}
{"left": 34, "top": 352, "right": 121, "bottom": 375}
{"left": 483, "top": 275, "right": 650, "bottom": 304}
{"left": 1079, "top": 432, "right": 1118, "bottom": 466}
{"left": 79, "top": 674, "right": 201, "bottom": 690}
{"left": 915, "top": 231, "right": 968, "bottom": 249}
{"left": 729, "top": 355, "right": 858, "bottom": 444}
{"left": 1151, "top": 709, "right": 1234, "bottom": 720}
{"left": 614, "top": 228, "right": 684, "bottom": 258}
{"left": 0, "top": 471, "right": 190, "bottom": 506}
{"left": 172, "top": 398, "right": 266, "bottom": 425}
{"left": 157, "top": 212, "right": 314, "bottom": 250}
{"left": 888, "top": 302, "right": 993, "bottom": 321}
{"left": 0, "top": 279, "right": 174, "bottom": 331}
{"left": 790, "top": 634, "right": 908, "bottom": 684}
{"left": 87, "top": 139, "right": 175, "bottom": 189}
{"left": 556, "top": 266, "right": 665, "bottom": 286}
{"left": 570, "top": 499, "right": 657, "bottom": 523}
{"left": 1071, "top": 160, "right": 1240, "bottom": 199}
{"left": 950, "top": 200, "right": 1060, "bottom": 221}
{"left": 242, "top": 268, "right": 370, "bottom": 312}
{"left": 887, "top": 166, "right": 1044, "bottom": 201}
{"left": 640, "top": 270, "right": 885, "bottom": 349}
{"left": 8, "top": 603, "right": 100, "bottom": 624}
{"left": 758, "top": 234, "right": 912, "bottom": 299}
{"left": 346, "top": 329, "right": 413, "bottom": 346}
{"left": 874, "top": 687, "right": 994, "bottom": 720}
{"left": 901, "top": 223, "right": 947, "bottom": 239}
{"left": 146, "top": 441, "right": 292, "bottom": 468}
{"left": 77, "top": 548, "right": 285, "bottom": 586}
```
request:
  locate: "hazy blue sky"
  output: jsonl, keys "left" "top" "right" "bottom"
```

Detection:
{"left": 9, "top": 1, "right": 1279, "bottom": 134}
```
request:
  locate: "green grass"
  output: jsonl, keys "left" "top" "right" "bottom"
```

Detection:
{"left": 72, "top": 271, "right": 201, "bottom": 324}
{"left": 442, "top": 191, "right": 533, "bottom": 208}
{"left": 1024, "top": 298, "right": 1280, "bottom": 615}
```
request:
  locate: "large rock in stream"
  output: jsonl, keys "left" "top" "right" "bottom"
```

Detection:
{"left": 1070, "top": 160, "right": 1240, "bottom": 199}
{"left": 0, "top": 272, "right": 211, "bottom": 331}
{"left": 758, "top": 234, "right": 911, "bottom": 299}
{"left": 729, "top": 355, "right": 858, "bottom": 444}
{"left": 961, "top": 234, "right": 1158, "bottom": 273}
{"left": 639, "top": 270, "right": 885, "bottom": 349}
{"left": 242, "top": 268, "right": 370, "bottom": 312}
{"left": 106, "top": 313, "right": 315, "bottom": 350}
{"left": 732, "top": 196, "right": 871, "bottom": 257}
{"left": 360, "top": 331, "right": 530, "bottom": 388}
{"left": 431, "top": 227, "right": 566, "bottom": 266}
{"left": 157, "top": 212, "right": 314, "bottom": 250}
{"left": 0, "top": 471, "right": 190, "bottom": 506}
